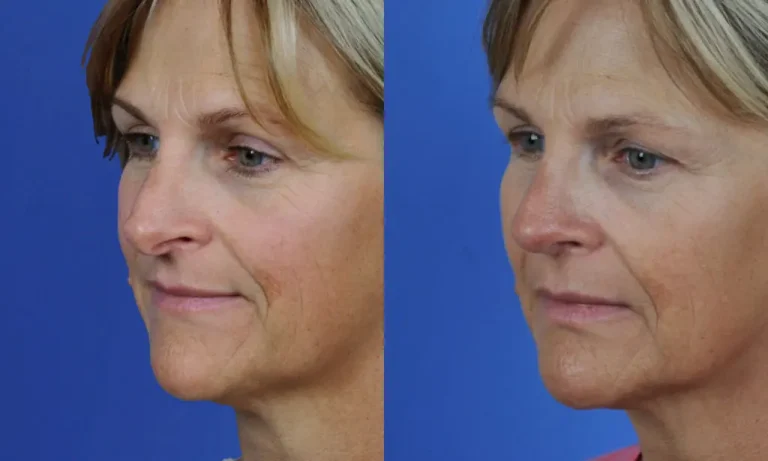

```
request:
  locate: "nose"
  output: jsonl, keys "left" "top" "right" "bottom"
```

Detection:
{"left": 506, "top": 163, "right": 604, "bottom": 258}
{"left": 121, "top": 160, "right": 212, "bottom": 257}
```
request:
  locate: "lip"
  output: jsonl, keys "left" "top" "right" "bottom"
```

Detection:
{"left": 534, "top": 288, "right": 631, "bottom": 325}
{"left": 149, "top": 281, "right": 242, "bottom": 313}
{"left": 536, "top": 289, "right": 626, "bottom": 306}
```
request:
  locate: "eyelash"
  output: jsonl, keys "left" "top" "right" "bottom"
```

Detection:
{"left": 118, "top": 132, "right": 281, "bottom": 178}
{"left": 505, "top": 129, "right": 671, "bottom": 179}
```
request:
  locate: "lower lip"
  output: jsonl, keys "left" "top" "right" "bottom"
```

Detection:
{"left": 151, "top": 289, "right": 242, "bottom": 313}
{"left": 537, "top": 297, "right": 632, "bottom": 325}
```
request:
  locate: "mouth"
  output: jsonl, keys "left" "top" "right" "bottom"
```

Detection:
{"left": 148, "top": 281, "right": 243, "bottom": 313}
{"left": 534, "top": 288, "right": 632, "bottom": 325}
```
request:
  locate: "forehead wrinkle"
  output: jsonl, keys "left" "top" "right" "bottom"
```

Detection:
{"left": 509, "top": 65, "right": 708, "bottom": 137}
{"left": 512, "top": 0, "right": 712, "bottom": 129}
{"left": 117, "top": 71, "right": 281, "bottom": 128}
{"left": 112, "top": 1, "right": 288, "bottom": 135}
{"left": 502, "top": 75, "right": 582, "bottom": 133}
{"left": 173, "top": 77, "right": 194, "bottom": 130}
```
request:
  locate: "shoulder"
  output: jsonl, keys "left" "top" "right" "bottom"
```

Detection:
{"left": 591, "top": 446, "right": 641, "bottom": 461}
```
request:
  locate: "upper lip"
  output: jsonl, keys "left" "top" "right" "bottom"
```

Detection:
{"left": 535, "top": 288, "right": 626, "bottom": 306}
{"left": 150, "top": 281, "right": 239, "bottom": 298}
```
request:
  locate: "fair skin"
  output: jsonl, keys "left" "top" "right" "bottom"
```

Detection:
{"left": 112, "top": 1, "right": 382, "bottom": 460}
{"left": 492, "top": 1, "right": 768, "bottom": 460}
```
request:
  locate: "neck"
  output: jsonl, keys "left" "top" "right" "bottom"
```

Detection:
{"left": 628, "top": 344, "right": 768, "bottom": 461}
{"left": 233, "top": 341, "right": 383, "bottom": 461}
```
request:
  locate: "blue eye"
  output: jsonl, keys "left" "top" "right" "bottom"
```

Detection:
{"left": 123, "top": 133, "right": 160, "bottom": 160}
{"left": 508, "top": 130, "right": 544, "bottom": 158}
{"left": 622, "top": 147, "right": 663, "bottom": 172}
{"left": 227, "top": 146, "right": 279, "bottom": 178}
{"left": 232, "top": 146, "right": 270, "bottom": 168}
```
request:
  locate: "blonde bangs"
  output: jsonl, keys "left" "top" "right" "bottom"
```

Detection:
{"left": 482, "top": 0, "right": 768, "bottom": 124}
{"left": 83, "top": 0, "right": 383, "bottom": 163}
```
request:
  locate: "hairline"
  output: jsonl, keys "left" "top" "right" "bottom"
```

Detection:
{"left": 83, "top": 0, "right": 382, "bottom": 164}
{"left": 483, "top": 0, "right": 760, "bottom": 126}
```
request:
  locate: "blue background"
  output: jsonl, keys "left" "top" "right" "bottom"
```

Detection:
{"left": 1, "top": 1, "right": 239, "bottom": 460}
{"left": 384, "top": 0, "right": 636, "bottom": 460}
{"left": 0, "top": 0, "right": 634, "bottom": 460}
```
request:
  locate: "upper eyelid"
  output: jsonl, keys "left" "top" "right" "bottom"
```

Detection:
{"left": 111, "top": 106, "right": 150, "bottom": 132}
{"left": 228, "top": 134, "right": 280, "bottom": 155}
{"left": 505, "top": 123, "right": 535, "bottom": 133}
{"left": 116, "top": 122, "right": 156, "bottom": 137}
{"left": 505, "top": 121, "right": 542, "bottom": 133}
{"left": 508, "top": 126, "right": 541, "bottom": 135}
{"left": 606, "top": 137, "right": 665, "bottom": 157}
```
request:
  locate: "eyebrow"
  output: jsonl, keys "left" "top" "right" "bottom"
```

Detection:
{"left": 491, "top": 96, "right": 690, "bottom": 134}
{"left": 111, "top": 97, "right": 252, "bottom": 129}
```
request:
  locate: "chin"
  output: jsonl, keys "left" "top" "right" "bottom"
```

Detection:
{"left": 535, "top": 338, "right": 644, "bottom": 410}
{"left": 541, "top": 368, "right": 617, "bottom": 409}
{"left": 146, "top": 330, "right": 245, "bottom": 401}
{"left": 150, "top": 349, "right": 231, "bottom": 401}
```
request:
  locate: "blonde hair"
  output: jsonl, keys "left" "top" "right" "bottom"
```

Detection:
{"left": 482, "top": 0, "right": 768, "bottom": 123}
{"left": 82, "top": 0, "right": 383, "bottom": 163}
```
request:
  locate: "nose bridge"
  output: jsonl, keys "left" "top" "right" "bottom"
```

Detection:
{"left": 123, "top": 151, "right": 210, "bottom": 255}
{"left": 131, "top": 157, "right": 185, "bottom": 219}
{"left": 509, "top": 140, "right": 601, "bottom": 255}
{"left": 526, "top": 128, "right": 580, "bottom": 210}
{"left": 131, "top": 131, "right": 204, "bottom": 213}
{"left": 515, "top": 157, "right": 572, "bottom": 228}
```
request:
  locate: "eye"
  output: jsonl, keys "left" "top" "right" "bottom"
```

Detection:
{"left": 226, "top": 145, "right": 280, "bottom": 178}
{"left": 507, "top": 130, "right": 544, "bottom": 159}
{"left": 233, "top": 147, "right": 271, "bottom": 167}
{"left": 122, "top": 133, "right": 160, "bottom": 161}
{"left": 619, "top": 147, "right": 665, "bottom": 173}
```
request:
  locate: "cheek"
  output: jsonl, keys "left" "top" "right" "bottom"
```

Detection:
{"left": 612, "top": 189, "right": 768, "bottom": 375}
{"left": 227, "top": 172, "right": 383, "bottom": 328}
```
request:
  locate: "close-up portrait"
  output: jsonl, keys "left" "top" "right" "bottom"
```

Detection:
{"left": 486, "top": 0, "right": 768, "bottom": 460}
{"left": 2, "top": 0, "right": 382, "bottom": 460}
{"left": 85, "top": 0, "right": 384, "bottom": 459}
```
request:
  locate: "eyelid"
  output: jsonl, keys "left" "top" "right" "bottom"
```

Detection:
{"left": 119, "top": 124, "right": 157, "bottom": 137}
{"left": 110, "top": 109, "right": 138, "bottom": 128}
{"left": 610, "top": 138, "right": 667, "bottom": 160}
{"left": 228, "top": 134, "right": 282, "bottom": 157}
{"left": 507, "top": 124, "right": 539, "bottom": 134}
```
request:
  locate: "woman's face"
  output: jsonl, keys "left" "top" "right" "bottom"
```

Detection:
{"left": 494, "top": 0, "right": 768, "bottom": 408}
{"left": 114, "top": 0, "right": 382, "bottom": 402}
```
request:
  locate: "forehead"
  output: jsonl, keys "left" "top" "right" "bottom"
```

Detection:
{"left": 498, "top": 0, "right": 701, "bottom": 121}
{"left": 116, "top": 0, "right": 262, "bottom": 95}
{"left": 113, "top": 0, "right": 349, "bottom": 121}
{"left": 527, "top": 0, "right": 651, "bottom": 77}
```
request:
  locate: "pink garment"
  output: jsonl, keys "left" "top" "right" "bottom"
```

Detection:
{"left": 592, "top": 446, "right": 641, "bottom": 461}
